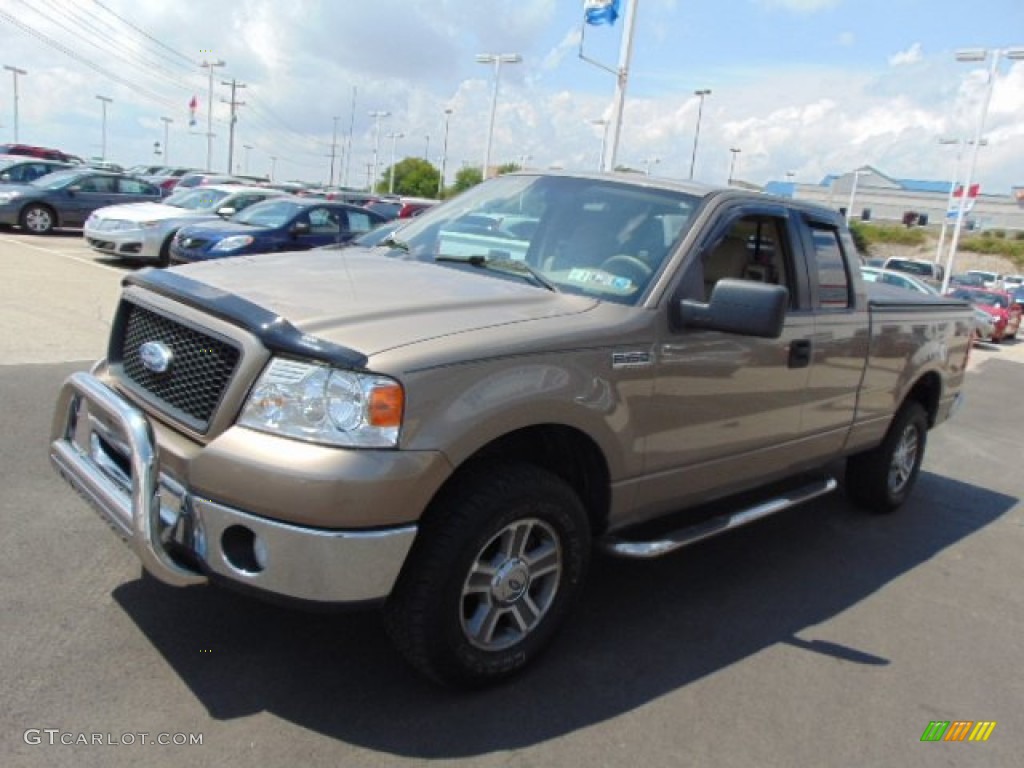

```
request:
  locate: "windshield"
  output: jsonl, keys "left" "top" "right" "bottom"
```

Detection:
{"left": 163, "top": 188, "right": 231, "bottom": 210}
{"left": 886, "top": 259, "right": 934, "bottom": 277}
{"left": 374, "top": 174, "right": 701, "bottom": 305}
{"left": 231, "top": 198, "right": 303, "bottom": 228}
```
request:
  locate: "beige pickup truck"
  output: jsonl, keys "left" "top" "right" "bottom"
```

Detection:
{"left": 51, "top": 172, "right": 972, "bottom": 687}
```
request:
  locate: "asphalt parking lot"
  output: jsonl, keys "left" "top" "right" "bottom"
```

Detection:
{"left": 1, "top": 229, "right": 1022, "bottom": 768}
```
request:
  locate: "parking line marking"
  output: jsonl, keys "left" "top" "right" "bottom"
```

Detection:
{"left": 3, "top": 237, "right": 126, "bottom": 274}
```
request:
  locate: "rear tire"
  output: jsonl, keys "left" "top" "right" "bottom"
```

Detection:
{"left": 384, "top": 463, "right": 590, "bottom": 688}
{"left": 846, "top": 401, "right": 928, "bottom": 513}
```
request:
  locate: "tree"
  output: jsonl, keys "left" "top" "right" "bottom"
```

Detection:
{"left": 449, "top": 166, "right": 482, "bottom": 196}
{"left": 495, "top": 162, "right": 521, "bottom": 176}
{"left": 376, "top": 157, "right": 440, "bottom": 198}
{"left": 848, "top": 221, "right": 870, "bottom": 256}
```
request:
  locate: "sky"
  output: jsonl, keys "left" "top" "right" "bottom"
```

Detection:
{"left": 0, "top": 0, "right": 1022, "bottom": 193}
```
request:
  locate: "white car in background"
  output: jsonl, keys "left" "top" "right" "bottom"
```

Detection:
{"left": 965, "top": 269, "right": 1004, "bottom": 290}
{"left": 84, "top": 185, "right": 286, "bottom": 266}
{"left": 1002, "top": 274, "right": 1023, "bottom": 289}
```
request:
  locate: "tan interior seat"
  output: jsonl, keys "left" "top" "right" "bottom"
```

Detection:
{"left": 703, "top": 236, "right": 750, "bottom": 299}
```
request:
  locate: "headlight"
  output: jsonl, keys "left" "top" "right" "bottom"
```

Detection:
{"left": 239, "top": 358, "right": 404, "bottom": 448}
{"left": 211, "top": 235, "right": 254, "bottom": 252}
{"left": 0, "top": 191, "right": 20, "bottom": 204}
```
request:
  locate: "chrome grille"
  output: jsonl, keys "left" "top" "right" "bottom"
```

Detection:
{"left": 119, "top": 303, "right": 240, "bottom": 430}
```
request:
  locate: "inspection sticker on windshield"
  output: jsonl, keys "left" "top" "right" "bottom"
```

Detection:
{"left": 567, "top": 268, "right": 633, "bottom": 291}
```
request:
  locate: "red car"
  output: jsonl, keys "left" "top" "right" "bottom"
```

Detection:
{"left": 947, "top": 287, "right": 1022, "bottom": 342}
{"left": 0, "top": 143, "right": 82, "bottom": 164}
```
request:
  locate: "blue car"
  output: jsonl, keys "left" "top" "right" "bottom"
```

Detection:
{"left": 168, "top": 197, "right": 386, "bottom": 264}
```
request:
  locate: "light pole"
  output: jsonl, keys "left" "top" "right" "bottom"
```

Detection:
{"left": 269, "top": 155, "right": 277, "bottom": 181}
{"left": 160, "top": 116, "right": 172, "bottom": 165}
{"left": 934, "top": 137, "right": 985, "bottom": 263}
{"left": 386, "top": 131, "right": 404, "bottom": 194}
{"left": 200, "top": 59, "right": 225, "bottom": 170}
{"left": 152, "top": 141, "right": 161, "bottom": 160}
{"left": 518, "top": 153, "right": 532, "bottom": 169}
{"left": 476, "top": 52, "right": 522, "bottom": 179}
{"left": 424, "top": 134, "right": 430, "bottom": 161}
{"left": 689, "top": 88, "right": 711, "bottom": 180}
{"left": 3, "top": 65, "right": 27, "bottom": 142}
{"left": 344, "top": 86, "right": 357, "bottom": 188}
{"left": 846, "top": 169, "right": 872, "bottom": 224}
{"left": 727, "top": 147, "right": 741, "bottom": 185}
{"left": 643, "top": 157, "right": 659, "bottom": 176}
{"left": 221, "top": 78, "right": 246, "bottom": 174}
{"left": 242, "top": 143, "right": 253, "bottom": 174}
{"left": 329, "top": 116, "right": 340, "bottom": 186}
{"left": 95, "top": 95, "right": 112, "bottom": 161}
{"left": 438, "top": 108, "right": 453, "bottom": 199}
{"left": 368, "top": 110, "right": 390, "bottom": 193}
{"left": 941, "top": 46, "right": 1024, "bottom": 294}
{"left": 590, "top": 118, "right": 609, "bottom": 171}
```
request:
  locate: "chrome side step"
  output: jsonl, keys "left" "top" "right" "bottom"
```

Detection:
{"left": 600, "top": 476, "right": 838, "bottom": 559}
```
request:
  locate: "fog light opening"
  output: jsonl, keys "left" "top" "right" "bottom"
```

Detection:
{"left": 221, "top": 525, "right": 265, "bottom": 574}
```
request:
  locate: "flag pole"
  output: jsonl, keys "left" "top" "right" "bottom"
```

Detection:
{"left": 602, "top": 0, "right": 638, "bottom": 172}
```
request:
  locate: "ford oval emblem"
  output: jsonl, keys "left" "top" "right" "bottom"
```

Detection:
{"left": 139, "top": 341, "right": 173, "bottom": 374}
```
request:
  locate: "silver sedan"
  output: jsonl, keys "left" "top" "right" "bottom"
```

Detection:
{"left": 83, "top": 185, "right": 286, "bottom": 266}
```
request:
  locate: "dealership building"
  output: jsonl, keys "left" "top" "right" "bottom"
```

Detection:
{"left": 763, "top": 166, "right": 1024, "bottom": 232}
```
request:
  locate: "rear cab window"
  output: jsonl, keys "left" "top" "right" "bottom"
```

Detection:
{"left": 808, "top": 225, "right": 852, "bottom": 309}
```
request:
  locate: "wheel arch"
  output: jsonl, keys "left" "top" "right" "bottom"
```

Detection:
{"left": 426, "top": 423, "right": 612, "bottom": 538}
{"left": 20, "top": 201, "right": 59, "bottom": 230}
{"left": 902, "top": 370, "right": 942, "bottom": 428}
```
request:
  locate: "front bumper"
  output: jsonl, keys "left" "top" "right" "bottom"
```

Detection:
{"left": 49, "top": 371, "right": 418, "bottom": 603}
{"left": 84, "top": 223, "right": 164, "bottom": 260}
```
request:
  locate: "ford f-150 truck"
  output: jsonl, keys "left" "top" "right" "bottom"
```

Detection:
{"left": 50, "top": 171, "right": 972, "bottom": 687}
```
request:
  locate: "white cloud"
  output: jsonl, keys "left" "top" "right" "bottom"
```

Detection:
{"left": 889, "top": 43, "right": 924, "bottom": 67}
{"left": 754, "top": 0, "right": 842, "bottom": 12}
{"left": 2, "top": 0, "right": 1021, "bottom": 194}
{"left": 540, "top": 27, "right": 583, "bottom": 74}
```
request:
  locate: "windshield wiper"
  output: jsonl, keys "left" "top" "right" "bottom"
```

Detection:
{"left": 436, "top": 255, "right": 557, "bottom": 292}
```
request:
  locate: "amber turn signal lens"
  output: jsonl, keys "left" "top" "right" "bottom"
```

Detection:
{"left": 368, "top": 384, "right": 404, "bottom": 428}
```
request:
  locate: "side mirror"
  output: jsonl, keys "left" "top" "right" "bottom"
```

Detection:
{"left": 290, "top": 221, "right": 311, "bottom": 236}
{"left": 679, "top": 279, "right": 788, "bottom": 338}
{"left": 216, "top": 206, "right": 236, "bottom": 217}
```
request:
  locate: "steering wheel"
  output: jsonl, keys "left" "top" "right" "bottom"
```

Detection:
{"left": 600, "top": 254, "right": 653, "bottom": 285}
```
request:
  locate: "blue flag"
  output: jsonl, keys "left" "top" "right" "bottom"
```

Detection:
{"left": 584, "top": 0, "right": 620, "bottom": 26}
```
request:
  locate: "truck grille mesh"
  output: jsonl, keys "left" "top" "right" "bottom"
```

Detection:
{"left": 120, "top": 304, "right": 240, "bottom": 429}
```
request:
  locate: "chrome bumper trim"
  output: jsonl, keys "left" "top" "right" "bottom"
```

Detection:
{"left": 192, "top": 499, "right": 417, "bottom": 602}
{"left": 49, "top": 372, "right": 417, "bottom": 602}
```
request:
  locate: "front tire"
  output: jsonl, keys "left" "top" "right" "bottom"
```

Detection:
{"left": 385, "top": 463, "right": 590, "bottom": 688}
{"left": 846, "top": 401, "right": 928, "bottom": 513}
{"left": 157, "top": 234, "right": 174, "bottom": 267}
{"left": 20, "top": 204, "right": 55, "bottom": 235}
